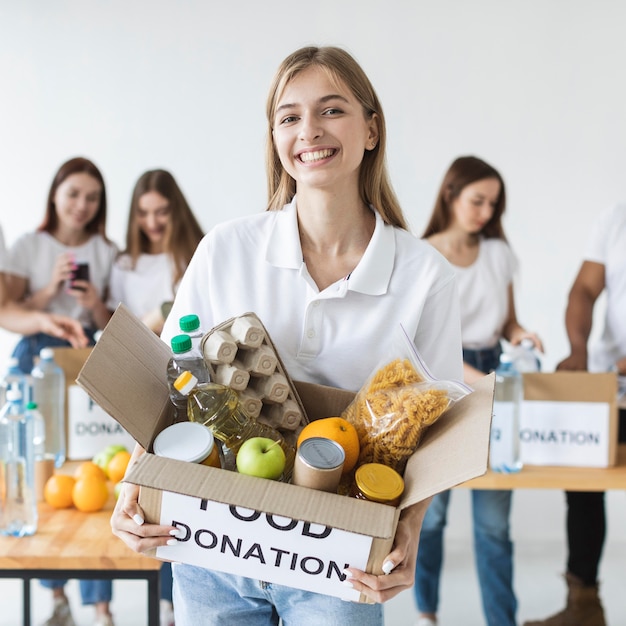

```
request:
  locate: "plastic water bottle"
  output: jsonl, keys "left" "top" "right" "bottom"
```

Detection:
{"left": 166, "top": 316, "right": 210, "bottom": 422}
{"left": 31, "top": 348, "right": 66, "bottom": 468}
{"left": 512, "top": 338, "right": 541, "bottom": 373}
{"left": 25, "top": 402, "right": 46, "bottom": 460}
{"left": 0, "top": 383, "right": 38, "bottom": 536}
{"left": 1, "top": 357, "right": 31, "bottom": 408}
{"left": 490, "top": 353, "right": 523, "bottom": 473}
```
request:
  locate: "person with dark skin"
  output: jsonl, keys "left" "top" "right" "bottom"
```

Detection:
{"left": 524, "top": 203, "right": 626, "bottom": 626}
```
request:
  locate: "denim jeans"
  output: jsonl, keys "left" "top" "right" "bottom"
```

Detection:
{"left": 414, "top": 344, "right": 517, "bottom": 626}
{"left": 172, "top": 564, "right": 384, "bottom": 626}
{"left": 12, "top": 329, "right": 97, "bottom": 374}
{"left": 39, "top": 579, "right": 112, "bottom": 604}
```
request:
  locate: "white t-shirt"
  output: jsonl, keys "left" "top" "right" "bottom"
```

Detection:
{"left": 107, "top": 252, "right": 177, "bottom": 319}
{"left": 5, "top": 230, "right": 118, "bottom": 328}
{"left": 451, "top": 238, "right": 517, "bottom": 350}
{"left": 162, "top": 199, "right": 463, "bottom": 392}
{"left": 585, "top": 203, "right": 626, "bottom": 372}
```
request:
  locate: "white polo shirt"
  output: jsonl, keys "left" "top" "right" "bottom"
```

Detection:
{"left": 585, "top": 203, "right": 626, "bottom": 373}
{"left": 162, "top": 199, "right": 463, "bottom": 392}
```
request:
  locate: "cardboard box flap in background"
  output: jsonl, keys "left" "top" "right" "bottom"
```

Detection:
{"left": 77, "top": 304, "right": 174, "bottom": 452}
{"left": 79, "top": 305, "right": 494, "bottom": 511}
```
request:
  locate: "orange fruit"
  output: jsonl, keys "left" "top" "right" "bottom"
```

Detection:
{"left": 297, "top": 416, "right": 360, "bottom": 474}
{"left": 107, "top": 450, "right": 132, "bottom": 484}
{"left": 44, "top": 474, "right": 76, "bottom": 509}
{"left": 72, "top": 475, "right": 109, "bottom": 512}
{"left": 74, "top": 461, "right": 107, "bottom": 482}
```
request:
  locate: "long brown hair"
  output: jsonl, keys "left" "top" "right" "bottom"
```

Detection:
{"left": 124, "top": 169, "right": 204, "bottom": 288}
{"left": 265, "top": 46, "right": 407, "bottom": 230}
{"left": 422, "top": 156, "right": 507, "bottom": 240}
{"left": 39, "top": 157, "right": 108, "bottom": 237}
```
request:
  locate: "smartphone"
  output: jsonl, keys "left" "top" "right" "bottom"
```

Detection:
{"left": 70, "top": 262, "right": 90, "bottom": 291}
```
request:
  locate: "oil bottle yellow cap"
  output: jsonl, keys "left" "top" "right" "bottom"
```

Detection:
{"left": 174, "top": 371, "right": 198, "bottom": 395}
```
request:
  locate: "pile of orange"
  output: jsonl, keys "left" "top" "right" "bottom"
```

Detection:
{"left": 44, "top": 461, "right": 110, "bottom": 513}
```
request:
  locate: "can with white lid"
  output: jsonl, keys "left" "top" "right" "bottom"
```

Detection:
{"left": 153, "top": 421, "right": 221, "bottom": 468}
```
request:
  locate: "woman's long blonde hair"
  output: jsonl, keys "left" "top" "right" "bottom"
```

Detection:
{"left": 265, "top": 46, "right": 407, "bottom": 230}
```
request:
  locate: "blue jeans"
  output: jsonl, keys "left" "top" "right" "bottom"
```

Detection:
{"left": 414, "top": 344, "right": 517, "bottom": 626}
{"left": 39, "top": 579, "right": 112, "bottom": 605}
{"left": 40, "top": 563, "right": 173, "bottom": 604}
{"left": 12, "top": 329, "right": 97, "bottom": 374}
{"left": 172, "top": 564, "right": 383, "bottom": 626}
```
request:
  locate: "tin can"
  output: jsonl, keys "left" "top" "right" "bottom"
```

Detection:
{"left": 153, "top": 421, "right": 221, "bottom": 468}
{"left": 293, "top": 437, "right": 345, "bottom": 492}
{"left": 350, "top": 463, "right": 404, "bottom": 506}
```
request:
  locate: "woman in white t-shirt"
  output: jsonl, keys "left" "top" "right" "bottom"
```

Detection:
{"left": 4, "top": 157, "right": 117, "bottom": 374}
{"left": 414, "top": 156, "right": 542, "bottom": 626}
{"left": 3, "top": 157, "right": 117, "bottom": 626}
{"left": 107, "top": 168, "right": 203, "bottom": 626}
{"left": 107, "top": 169, "right": 204, "bottom": 336}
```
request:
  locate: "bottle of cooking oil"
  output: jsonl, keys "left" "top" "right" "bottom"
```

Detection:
{"left": 173, "top": 371, "right": 295, "bottom": 479}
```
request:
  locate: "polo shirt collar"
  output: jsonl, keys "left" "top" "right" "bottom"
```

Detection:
{"left": 265, "top": 196, "right": 395, "bottom": 296}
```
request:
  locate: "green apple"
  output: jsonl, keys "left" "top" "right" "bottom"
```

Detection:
{"left": 114, "top": 481, "right": 123, "bottom": 499}
{"left": 236, "top": 437, "right": 286, "bottom": 480}
{"left": 93, "top": 444, "right": 128, "bottom": 478}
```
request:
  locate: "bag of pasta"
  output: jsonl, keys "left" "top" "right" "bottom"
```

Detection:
{"left": 341, "top": 325, "right": 471, "bottom": 475}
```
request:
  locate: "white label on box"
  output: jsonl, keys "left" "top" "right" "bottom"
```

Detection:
{"left": 156, "top": 491, "right": 373, "bottom": 601}
{"left": 68, "top": 385, "right": 135, "bottom": 459}
{"left": 520, "top": 401, "right": 610, "bottom": 467}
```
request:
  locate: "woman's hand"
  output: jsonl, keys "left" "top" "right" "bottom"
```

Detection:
{"left": 111, "top": 481, "right": 177, "bottom": 554}
{"left": 508, "top": 328, "right": 544, "bottom": 353}
{"left": 50, "top": 252, "right": 76, "bottom": 295}
{"left": 342, "top": 498, "right": 431, "bottom": 603}
{"left": 40, "top": 313, "right": 88, "bottom": 348}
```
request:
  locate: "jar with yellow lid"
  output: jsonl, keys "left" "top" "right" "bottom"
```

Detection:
{"left": 152, "top": 421, "right": 221, "bottom": 468}
{"left": 350, "top": 463, "right": 404, "bottom": 506}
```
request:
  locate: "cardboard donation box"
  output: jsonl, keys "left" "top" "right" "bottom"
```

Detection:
{"left": 77, "top": 305, "right": 495, "bottom": 603}
{"left": 520, "top": 372, "right": 619, "bottom": 468}
{"left": 52, "top": 348, "right": 135, "bottom": 460}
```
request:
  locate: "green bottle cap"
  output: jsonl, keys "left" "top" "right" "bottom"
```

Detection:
{"left": 179, "top": 315, "right": 200, "bottom": 333}
{"left": 171, "top": 334, "right": 192, "bottom": 354}
{"left": 26, "top": 401, "right": 38, "bottom": 410}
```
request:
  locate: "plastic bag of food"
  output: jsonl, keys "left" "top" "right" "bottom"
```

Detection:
{"left": 341, "top": 325, "right": 471, "bottom": 475}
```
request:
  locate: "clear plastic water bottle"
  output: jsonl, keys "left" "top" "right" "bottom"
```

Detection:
{"left": 166, "top": 316, "right": 210, "bottom": 422}
{"left": 25, "top": 402, "right": 46, "bottom": 460}
{"left": 512, "top": 338, "right": 541, "bottom": 373}
{"left": 490, "top": 353, "right": 523, "bottom": 473}
{"left": 1, "top": 357, "right": 31, "bottom": 408}
{"left": 0, "top": 383, "right": 38, "bottom": 536}
{"left": 31, "top": 348, "right": 66, "bottom": 468}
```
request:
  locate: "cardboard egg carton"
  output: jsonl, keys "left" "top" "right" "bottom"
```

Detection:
{"left": 200, "top": 313, "right": 309, "bottom": 445}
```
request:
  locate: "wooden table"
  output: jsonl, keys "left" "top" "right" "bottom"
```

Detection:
{"left": 460, "top": 444, "right": 626, "bottom": 491}
{"left": 0, "top": 482, "right": 162, "bottom": 626}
